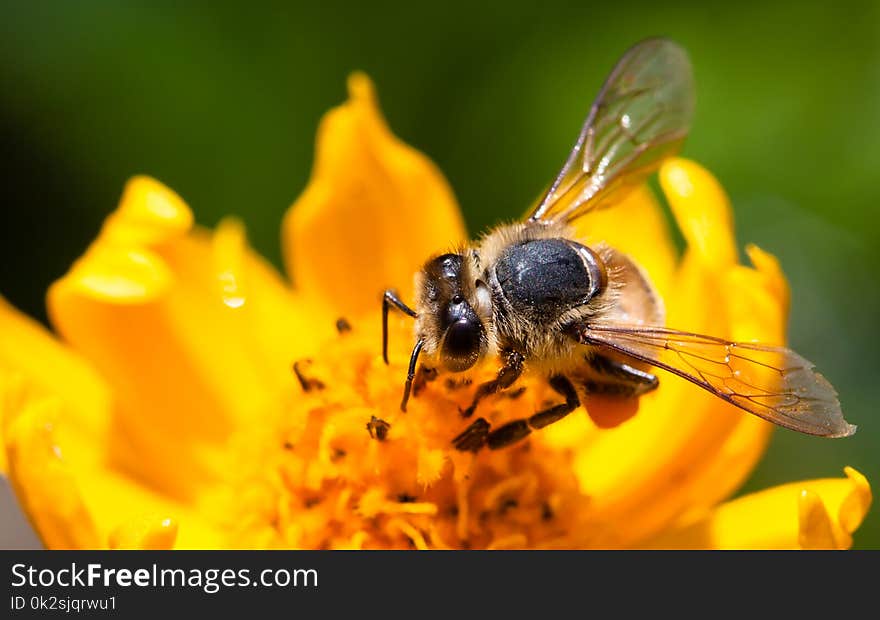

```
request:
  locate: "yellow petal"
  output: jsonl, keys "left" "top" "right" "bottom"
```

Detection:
{"left": 4, "top": 385, "right": 226, "bottom": 549}
{"left": 84, "top": 475, "right": 226, "bottom": 549}
{"left": 100, "top": 176, "right": 195, "bottom": 247}
{"left": 798, "top": 490, "right": 837, "bottom": 549}
{"left": 744, "top": 243, "right": 790, "bottom": 313}
{"left": 49, "top": 243, "right": 278, "bottom": 498}
{"left": 212, "top": 218, "right": 335, "bottom": 383}
{"left": 1, "top": 351, "right": 226, "bottom": 549}
{"left": 49, "top": 266, "right": 226, "bottom": 499}
{"left": 3, "top": 395, "right": 101, "bottom": 549}
{"left": 644, "top": 467, "right": 871, "bottom": 549}
{"left": 838, "top": 467, "right": 872, "bottom": 533}
{"left": 659, "top": 157, "right": 737, "bottom": 268}
{"left": 57, "top": 246, "right": 173, "bottom": 304}
{"left": 282, "top": 73, "right": 467, "bottom": 317}
{"left": 109, "top": 515, "right": 178, "bottom": 550}
{"left": 47, "top": 181, "right": 306, "bottom": 500}
{"left": 0, "top": 297, "right": 112, "bottom": 473}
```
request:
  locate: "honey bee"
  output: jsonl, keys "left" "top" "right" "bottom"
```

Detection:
{"left": 382, "top": 38, "right": 855, "bottom": 451}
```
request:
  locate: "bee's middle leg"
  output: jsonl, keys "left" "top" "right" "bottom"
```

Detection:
{"left": 460, "top": 350, "right": 524, "bottom": 418}
{"left": 453, "top": 375, "right": 580, "bottom": 452}
{"left": 484, "top": 375, "right": 580, "bottom": 450}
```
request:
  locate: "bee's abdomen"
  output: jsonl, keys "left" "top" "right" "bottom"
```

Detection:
{"left": 492, "top": 238, "right": 602, "bottom": 324}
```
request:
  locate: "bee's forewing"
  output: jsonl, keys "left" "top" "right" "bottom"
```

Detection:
{"left": 529, "top": 38, "right": 695, "bottom": 224}
{"left": 575, "top": 323, "right": 855, "bottom": 438}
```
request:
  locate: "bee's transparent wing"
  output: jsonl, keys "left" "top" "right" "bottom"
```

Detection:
{"left": 574, "top": 323, "right": 855, "bottom": 438}
{"left": 529, "top": 38, "right": 695, "bottom": 224}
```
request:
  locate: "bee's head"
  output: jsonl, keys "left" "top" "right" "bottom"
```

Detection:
{"left": 416, "top": 252, "right": 491, "bottom": 372}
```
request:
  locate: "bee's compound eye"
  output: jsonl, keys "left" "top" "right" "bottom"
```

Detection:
{"left": 441, "top": 319, "right": 483, "bottom": 372}
{"left": 579, "top": 245, "right": 608, "bottom": 296}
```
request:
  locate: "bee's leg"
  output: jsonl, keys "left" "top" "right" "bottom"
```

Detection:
{"left": 382, "top": 289, "right": 417, "bottom": 365}
{"left": 400, "top": 339, "right": 425, "bottom": 411}
{"left": 485, "top": 375, "right": 579, "bottom": 450}
{"left": 584, "top": 354, "right": 658, "bottom": 397}
{"left": 460, "top": 350, "right": 525, "bottom": 418}
{"left": 452, "top": 417, "right": 491, "bottom": 452}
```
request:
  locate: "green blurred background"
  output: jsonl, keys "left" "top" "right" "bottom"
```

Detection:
{"left": 1, "top": 0, "right": 878, "bottom": 548}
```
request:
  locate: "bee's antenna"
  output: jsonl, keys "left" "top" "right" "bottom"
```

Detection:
{"left": 400, "top": 339, "right": 424, "bottom": 412}
{"left": 382, "top": 289, "right": 417, "bottom": 364}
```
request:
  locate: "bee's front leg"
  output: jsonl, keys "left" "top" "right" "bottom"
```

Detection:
{"left": 459, "top": 350, "right": 524, "bottom": 418}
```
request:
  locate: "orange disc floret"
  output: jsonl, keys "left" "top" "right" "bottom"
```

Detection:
{"left": 218, "top": 319, "right": 607, "bottom": 550}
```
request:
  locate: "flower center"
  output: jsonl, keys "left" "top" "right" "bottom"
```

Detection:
{"left": 218, "top": 315, "right": 607, "bottom": 549}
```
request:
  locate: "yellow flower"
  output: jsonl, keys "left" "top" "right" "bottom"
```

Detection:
{"left": 0, "top": 74, "right": 871, "bottom": 550}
